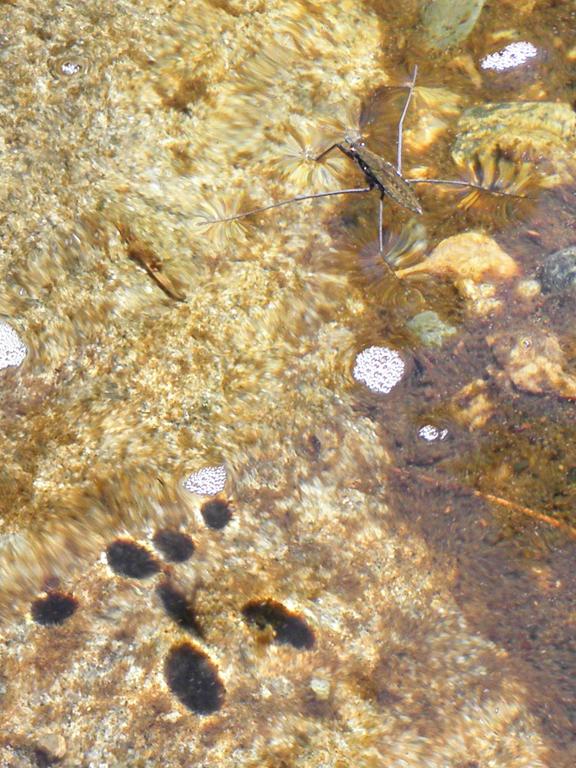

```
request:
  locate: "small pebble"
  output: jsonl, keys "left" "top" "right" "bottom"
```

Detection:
{"left": 407, "top": 310, "right": 457, "bottom": 348}
{"left": 161, "top": 711, "right": 182, "bottom": 724}
{"left": 515, "top": 279, "right": 541, "bottom": 300}
{"left": 310, "top": 677, "right": 331, "bottom": 700}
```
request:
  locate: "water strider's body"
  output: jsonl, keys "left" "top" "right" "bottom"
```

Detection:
{"left": 315, "top": 139, "right": 423, "bottom": 215}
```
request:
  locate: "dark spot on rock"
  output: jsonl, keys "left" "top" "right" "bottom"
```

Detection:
{"left": 157, "top": 581, "right": 203, "bottom": 637}
{"left": 164, "top": 643, "right": 224, "bottom": 714}
{"left": 33, "top": 749, "right": 57, "bottom": 768}
{"left": 153, "top": 528, "right": 195, "bottom": 562}
{"left": 305, "top": 433, "right": 322, "bottom": 459}
{"left": 242, "top": 599, "right": 315, "bottom": 650}
{"left": 300, "top": 687, "right": 336, "bottom": 720}
{"left": 106, "top": 538, "right": 160, "bottom": 579}
{"left": 169, "top": 143, "right": 194, "bottom": 175}
{"left": 31, "top": 592, "right": 77, "bottom": 626}
{"left": 155, "top": 76, "right": 207, "bottom": 113}
{"left": 200, "top": 498, "right": 232, "bottom": 530}
{"left": 308, "top": 433, "right": 321, "bottom": 450}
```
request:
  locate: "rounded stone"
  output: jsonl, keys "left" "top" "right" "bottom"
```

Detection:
{"left": 537, "top": 246, "right": 576, "bottom": 294}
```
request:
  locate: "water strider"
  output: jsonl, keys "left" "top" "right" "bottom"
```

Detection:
{"left": 205, "top": 66, "right": 524, "bottom": 252}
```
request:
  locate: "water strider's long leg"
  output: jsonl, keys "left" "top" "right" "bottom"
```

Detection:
{"left": 396, "top": 65, "right": 418, "bottom": 176}
{"left": 378, "top": 197, "right": 384, "bottom": 253}
{"left": 406, "top": 177, "right": 528, "bottom": 199}
{"left": 408, "top": 178, "right": 493, "bottom": 190}
{"left": 314, "top": 143, "right": 349, "bottom": 163}
{"left": 202, "top": 186, "right": 372, "bottom": 223}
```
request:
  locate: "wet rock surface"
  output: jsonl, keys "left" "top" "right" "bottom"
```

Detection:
{"left": 0, "top": 0, "right": 575, "bottom": 766}
{"left": 453, "top": 102, "right": 576, "bottom": 185}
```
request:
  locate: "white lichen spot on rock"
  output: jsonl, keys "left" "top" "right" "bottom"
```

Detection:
{"left": 0, "top": 322, "right": 27, "bottom": 370}
{"left": 481, "top": 42, "right": 538, "bottom": 71}
{"left": 353, "top": 346, "right": 405, "bottom": 394}
{"left": 182, "top": 464, "right": 227, "bottom": 496}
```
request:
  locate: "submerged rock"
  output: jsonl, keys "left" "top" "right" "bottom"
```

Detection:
{"left": 397, "top": 231, "right": 519, "bottom": 283}
{"left": 453, "top": 102, "right": 576, "bottom": 186}
{"left": 452, "top": 378, "right": 495, "bottom": 430}
{"left": 34, "top": 733, "right": 67, "bottom": 764}
{"left": 407, "top": 310, "right": 457, "bottom": 348}
{"left": 398, "top": 232, "right": 517, "bottom": 316}
{"left": 421, "top": 0, "right": 487, "bottom": 49}
{"left": 487, "top": 327, "right": 576, "bottom": 399}
{"left": 458, "top": 279, "right": 503, "bottom": 316}
{"left": 537, "top": 245, "right": 576, "bottom": 294}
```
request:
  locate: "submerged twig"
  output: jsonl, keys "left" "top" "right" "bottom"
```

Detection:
{"left": 388, "top": 465, "right": 576, "bottom": 541}
{"left": 117, "top": 224, "right": 186, "bottom": 302}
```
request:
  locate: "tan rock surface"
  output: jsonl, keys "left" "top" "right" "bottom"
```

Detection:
{"left": 397, "top": 231, "right": 519, "bottom": 282}
{"left": 488, "top": 328, "right": 576, "bottom": 400}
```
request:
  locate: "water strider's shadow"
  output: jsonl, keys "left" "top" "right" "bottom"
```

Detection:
{"left": 387, "top": 458, "right": 576, "bottom": 760}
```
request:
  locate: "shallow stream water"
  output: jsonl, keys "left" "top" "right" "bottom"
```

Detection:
{"left": 1, "top": 1, "right": 575, "bottom": 766}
